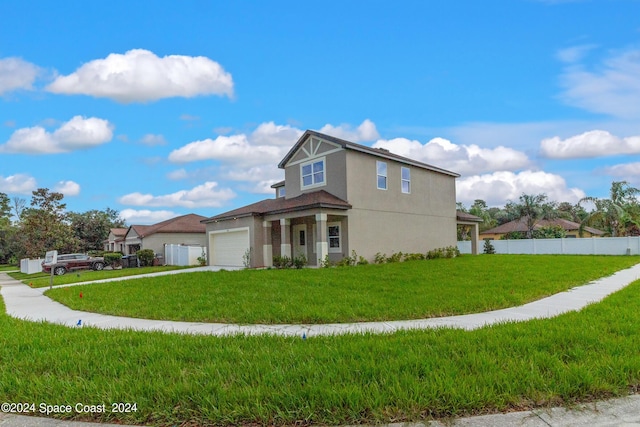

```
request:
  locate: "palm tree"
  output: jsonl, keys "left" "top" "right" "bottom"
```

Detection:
{"left": 580, "top": 181, "right": 640, "bottom": 237}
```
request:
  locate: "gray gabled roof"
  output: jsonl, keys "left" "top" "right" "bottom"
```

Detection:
{"left": 278, "top": 130, "right": 460, "bottom": 177}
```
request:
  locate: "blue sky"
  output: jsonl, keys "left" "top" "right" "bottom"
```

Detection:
{"left": 1, "top": 0, "right": 639, "bottom": 224}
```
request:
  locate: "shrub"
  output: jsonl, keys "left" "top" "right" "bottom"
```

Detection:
{"left": 357, "top": 256, "right": 369, "bottom": 265}
{"left": 403, "top": 253, "right": 425, "bottom": 262}
{"left": 292, "top": 253, "right": 307, "bottom": 269}
{"left": 483, "top": 239, "right": 496, "bottom": 254}
{"left": 103, "top": 252, "right": 122, "bottom": 268}
{"left": 273, "top": 255, "right": 292, "bottom": 269}
{"left": 197, "top": 251, "right": 207, "bottom": 266}
{"left": 137, "top": 249, "right": 155, "bottom": 266}
{"left": 374, "top": 252, "right": 386, "bottom": 264}
{"left": 319, "top": 254, "right": 332, "bottom": 268}
{"left": 242, "top": 248, "right": 251, "bottom": 268}
{"left": 446, "top": 245, "right": 461, "bottom": 258}
{"left": 386, "top": 252, "right": 403, "bottom": 263}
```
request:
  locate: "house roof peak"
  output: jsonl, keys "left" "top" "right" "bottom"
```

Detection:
{"left": 278, "top": 130, "right": 460, "bottom": 177}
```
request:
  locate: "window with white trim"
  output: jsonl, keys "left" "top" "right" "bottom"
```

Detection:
{"left": 328, "top": 222, "right": 341, "bottom": 253}
{"left": 401, "top": 167, "right": 411, "bottom": 194}
{"left": 277, "top": 186, "right": 286, "bottom": 198}
{"left": 376, "top": 161, "right": 387, "bottom": 190}
{"left": 301, "top": 158, "right": 325, "bottom": 189}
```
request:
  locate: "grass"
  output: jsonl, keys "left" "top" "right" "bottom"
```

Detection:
{"left": 46, "top": 255, "right": 640, "bottom": 324}
{"left": 2, "top": 278, "right": 640, "bottom": 426}
{"left": 9, "top": 265, "right": 190, "bottom": 288}
{"left": 0, "top": 265, "right": 18, "bottom": 272}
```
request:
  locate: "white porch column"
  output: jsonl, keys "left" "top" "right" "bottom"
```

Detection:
{"left": 280, "top": 218, "right": 291, "bottom": 258}
{"left": 315, "top": 213, "right": 328, "bottom": 264}
{"left": 263, "top": 221, "right": 273, "bottom": 267}
{"left": 470, "top": 223, "right": 479, "bottom": 255}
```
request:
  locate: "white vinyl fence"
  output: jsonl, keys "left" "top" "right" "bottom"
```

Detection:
{"left": 20, "top": 258, "right": 44, "bottom": 274}
{"left": 164, "top": 244, "right": 206, "bottom": 266}
{"left": 458, "top": 236, "right": 640, "bottom": 256}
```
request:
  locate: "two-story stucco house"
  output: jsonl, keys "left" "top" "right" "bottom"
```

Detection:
{"left": 202, "top": 130, "right": 462, "bottom": 267}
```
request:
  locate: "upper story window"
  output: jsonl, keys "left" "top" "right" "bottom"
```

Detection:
{"left": 301, "top": 158, "right": 325, "bottom": 189}
{"left": 277, "top": 186, "right": 286, "bottom": 198}
{"left": 376, "top": 161, "right": 387, "bottom": 190}
{"left": 401, "top": 167, "right": 411, "bottom": 194}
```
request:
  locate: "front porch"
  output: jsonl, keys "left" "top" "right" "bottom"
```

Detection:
{"left": 262, "top": 213, "right": 348, "bottom": 267}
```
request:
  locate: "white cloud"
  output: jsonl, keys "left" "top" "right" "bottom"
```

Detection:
{"left": 167, "top": 168, "right": 189, "bottom": 180}
{"left": 119, "top": 209, "right": 179, "bottom": 225}
{"left": 540, "top": 130, "right": 640, "bottom": 159}
{"left": 372, "top": 137, "right": 531, "bottom": 175}
{"left": 46, "top": 49, "right": 234, "bottom": 103}
{"left": 0, "top": 174, "right": 37, "bottom": 194}
{"left": 0, "top": 116, "right": 113, "bottom": 154}
{"left": 0, "top": 57, "right": 40, "bottom": 95}
{"left": 169, "top": 119, "right": 378, "bottom": 166}
{"left": 457, "top": 170, "right": 586, "bottom": 207}
{"left": 556, "top": 44, "right": 598, "bottom": 63}
{"left": 53, "top": 180, "right": 80, "bottom": 196}
{"left": 319, "top": 119, "right": 379, "bottom": 142}
{"left": 119, "top": 181, "right": 236, "bottom": 208}
{"left": 168, "top": 119, "right": 375, "bottom": 193}
{"left": 168, "top": 134, "right": 284, "bottom": 166}
{"left": 559, "top": 48, "right": 640, "bottom": 118}
{"left": 602, "top": 162, "right": 640, "bottom": 177}
{"left": 140, "top": 134, "right": 167, "bottom": 146}
{"left": 251, "top": 122, "right": 304, "bottom": 146}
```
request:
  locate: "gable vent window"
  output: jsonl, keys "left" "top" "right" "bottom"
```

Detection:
{"left": 401, "top": 167, "right": 411, "bottom": 194}
{"left": 301, "top": 159, "right": 325, "bottom": 188}
{"left": 377, "top": 161, "right": 387, "bottom": 190}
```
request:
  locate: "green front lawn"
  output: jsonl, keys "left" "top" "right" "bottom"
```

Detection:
{"left": 46, "top": 255, "right": 640, "bottom": 324}
{"left": 0, "top": 265, "right": 18, "bottom": 272}
{"left": 2, "top": 278, "right": 640, "bottom": 426}
{"left": 9, "top": 265, "right": 190, "bottom": 288}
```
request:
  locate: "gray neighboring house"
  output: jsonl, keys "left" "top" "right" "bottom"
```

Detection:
{"left": 123, "top": 213, "right": 207, "bottom": 256}
{"left": 202, "top": 130, "right": 471, "bottom": 268}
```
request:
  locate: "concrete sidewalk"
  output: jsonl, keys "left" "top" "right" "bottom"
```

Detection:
{"left": 1, "top": 263, "right": 640, "bottom": 337}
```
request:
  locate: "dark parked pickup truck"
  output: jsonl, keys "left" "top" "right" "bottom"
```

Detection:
{"left": 42, "top": 253, "right": 106, "bottom": 276}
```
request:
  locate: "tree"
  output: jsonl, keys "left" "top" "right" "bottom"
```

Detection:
{"left": 469, "top": 199, "right": 497, "bottom": 232}
{"left": 11, "top": 196, "right": 26, "bottom": 223}
{"left": 0, "top": 193, "right": 14, "bottom": 263}
{"left": 68, "top": 208, "right": 126, "bottom": 252}
{"left": 580, "top": 181, "right": 640, "bottom": 237}
{"left": 504, "top": 193, "right": 558, "bottom": 239}
{"left": 18, "top": 188, "right": 79, "bottom": 259}
{"left": 0, "top": 193, "right": 10, "bottom": 229}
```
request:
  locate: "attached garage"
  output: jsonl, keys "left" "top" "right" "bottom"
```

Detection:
{"left": 209, "top": 228, "right": 250, "bottom": 267}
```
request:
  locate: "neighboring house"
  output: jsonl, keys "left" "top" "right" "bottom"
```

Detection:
{"left": 123, "top": 213, "right": 207, "bottom": 256}
{"left": 103, "top": 228, "right": 128, "bottom": 253}
{"left": 202, "top": 130, "right": 472, "bottom": 268}
{"left": 480, "top": 218, "right": 605, "bottom": 240}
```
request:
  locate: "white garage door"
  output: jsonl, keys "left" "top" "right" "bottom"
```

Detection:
{"left": 211, "top": 229, "right": 249, "bottom": 267}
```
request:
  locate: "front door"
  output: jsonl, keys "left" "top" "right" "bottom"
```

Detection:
{"left": 292, "top": 224, "right": 307, "bottom": 260}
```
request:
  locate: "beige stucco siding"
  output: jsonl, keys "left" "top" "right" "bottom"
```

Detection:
{"left": 345, "top": 152, "right": 455, "bottom": 215}
{"left": 344, "top": 150, "right": 457, "bottom": 259}
{"left": 284, "top": 143, "right": 348, "bottom": 200}
{"left": 347, "top": 209, "right": 456, "bottom": 260}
